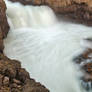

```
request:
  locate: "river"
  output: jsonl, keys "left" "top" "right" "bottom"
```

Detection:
{"left": 4, "top": 0, "right": 92, "bottom": 92}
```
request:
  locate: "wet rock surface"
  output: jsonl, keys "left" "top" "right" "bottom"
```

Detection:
{"left": 0, "top": 53, "right": 49, "bottom": 92}
{"left": 73, "top": 48, "right": 92, "bottom": 90}
{"left": 9, "top": 0, "right": 92, "bottom": 26}
{"left": 0, "top": 0, "right": 49, "bottom": 92}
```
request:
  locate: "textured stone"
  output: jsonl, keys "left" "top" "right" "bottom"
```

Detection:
{"left": 0, "top": 0, "right": 9, "bottom": 38}
{"left": 0, "top": 53, "right": 49, "bottom": 92}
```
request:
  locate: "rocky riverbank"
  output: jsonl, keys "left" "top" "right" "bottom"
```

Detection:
{"left": 0, "top": 0, "right": 49, "bottom": 92}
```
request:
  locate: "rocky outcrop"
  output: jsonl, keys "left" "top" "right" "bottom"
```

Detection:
{"left": 0, "top": 0, "right": 9, "bottom": 52}
{"left": 0, "top": 0, "right": 9, "bottom": 38}
{"left": 0, "top": 53, "right": 49, "bottom": 92}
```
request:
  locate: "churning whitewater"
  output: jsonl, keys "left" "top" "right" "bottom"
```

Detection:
{"left": 3, "top": 0, "right": 92, "bottom": 92}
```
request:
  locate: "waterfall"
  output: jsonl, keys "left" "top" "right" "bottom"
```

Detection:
{"left": 4, "top": 0, "right": 92, "bottom": 92}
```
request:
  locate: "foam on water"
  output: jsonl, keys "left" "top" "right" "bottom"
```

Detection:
{"left": 4, "top": 0, "right": 92, "bottom": 92}
{"left": 5, "top": 0, "right": 57, "bottom": 29}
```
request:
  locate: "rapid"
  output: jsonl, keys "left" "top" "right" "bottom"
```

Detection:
{"left": 4, "top": 0, "right": 92, "bottom": 92}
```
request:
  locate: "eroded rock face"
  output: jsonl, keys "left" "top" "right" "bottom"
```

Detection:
{"left": 0, "top": 53, "right": 49, "bottom": 92}
{"left": 9, "top": 0, "right": 92, "bottom": 25}
{"left": 0, "top": 0, "right": 10, "bottom": 53}
{"left": 0, "top": 0, "right": 9, "bottom": 38}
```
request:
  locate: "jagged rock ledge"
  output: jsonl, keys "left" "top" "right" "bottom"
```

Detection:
{"left": 0, "top": 53, "right": 49, "bottom": 92}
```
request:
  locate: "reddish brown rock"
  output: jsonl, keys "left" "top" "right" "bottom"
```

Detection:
{"left": 0, "top": 0, "right": 9, "bottom": 52}
{"left": 0, "top": 0, "right": 9, "bottom": 38}
{"left": 0, "top": 54, "right": 49, "bottom": 92}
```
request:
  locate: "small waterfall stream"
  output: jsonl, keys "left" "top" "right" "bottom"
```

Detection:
{"left": 3, "top": 0, "right": 92, "bottom": 92}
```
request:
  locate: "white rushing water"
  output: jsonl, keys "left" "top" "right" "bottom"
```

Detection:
{"left": 3, "top": 0, "right": 92, "bottom": 92}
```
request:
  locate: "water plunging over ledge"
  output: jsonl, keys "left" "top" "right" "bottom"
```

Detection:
{"left": 3, "top": 0, "right": 92, "bottom": 92}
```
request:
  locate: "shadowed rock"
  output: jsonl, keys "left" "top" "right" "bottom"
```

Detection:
{"left": 0, "top": 0, "right": 9, "bottom": 38}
